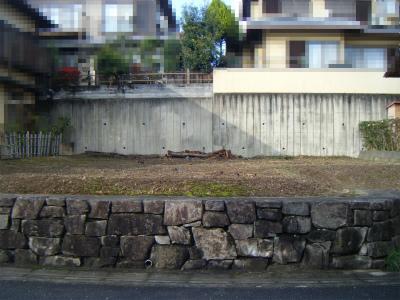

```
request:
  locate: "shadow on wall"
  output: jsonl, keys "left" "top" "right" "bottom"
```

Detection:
{"left": 48, "top": 87, "right": 396, "bottom": 157}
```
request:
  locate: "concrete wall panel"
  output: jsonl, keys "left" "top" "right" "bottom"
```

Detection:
{"left": 51, "top": 93, "right": 396, "bottom": 157}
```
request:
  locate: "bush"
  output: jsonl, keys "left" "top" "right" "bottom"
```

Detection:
{"left": 359, "top": 119, "right": 400, "bottom": 151}
{"left": 30, "top": 116, "right": 71, "bottom": 136}
{"left": 97, "top": 44, "right": 130, "bottom": 79}
{"left": 50, "top": 117, "right": 71, "bottom": 135}
{"left": 386, "top": 248, "right": 400, "bottom": 272}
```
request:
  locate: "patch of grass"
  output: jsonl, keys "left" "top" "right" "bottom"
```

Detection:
{"left": 77, "top": 178, "right": 249, "bottom": 197}
{"left": 386, "top": 248, "right": 400, "bottom": 272}
{"left": 82, "top": 178, "right": 107, "bottom": 195}
{"left": 184, "top": 183, "right": 248, "bottom": 197}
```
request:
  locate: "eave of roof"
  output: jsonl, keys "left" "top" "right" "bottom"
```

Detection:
{"left": 3, "top": 0, "right": 54, "bottom": 29}
{"left": 0, "top": 76, "right": 36, "bottom": 92}
{"left": 363, "top": 27, "right": 400, "bottom": 34}
{"left": 387, "top": 101, "right": 400, "bottom": 109}
{"left": 242, "top": 18, "right": 364, "bottom": 30}
{"left": 242, "top": 18, "right": 400, "bottom": 33}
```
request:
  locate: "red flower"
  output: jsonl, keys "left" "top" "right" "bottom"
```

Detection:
{"left": 57, "top": 67, "right": 81, "bottom": 85}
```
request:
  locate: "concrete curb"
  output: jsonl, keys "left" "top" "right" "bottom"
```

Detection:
{"left": 359, "top": 151, "right": 400, "bottom": 162}
{"left": 0, "top": 267, "right": 399, "bottom": 288}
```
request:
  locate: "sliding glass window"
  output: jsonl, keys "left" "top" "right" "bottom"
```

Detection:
{"left": 39, "top": 4, "right": 82, "bottom": 31}
{"left": 307, "top": 42, "right": 340, "bottom": 68}
{"left": 345, "top": 47, "right": 387, "bottom": 69}
{"left": 104, "top": 4, "right": 134, "bottom": 33}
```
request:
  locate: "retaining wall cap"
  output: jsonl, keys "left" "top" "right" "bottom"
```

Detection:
{"left": 1, "top": 193, "right": 400, "bottom": 203}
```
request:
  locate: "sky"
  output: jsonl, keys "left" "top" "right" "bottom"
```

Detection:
{"left": 172, "top": 0, "right": 235, "bottom": 22}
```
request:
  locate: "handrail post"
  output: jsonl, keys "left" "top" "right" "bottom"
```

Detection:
{"left": 186, "top": 68, "right": 190, "bottom": 85}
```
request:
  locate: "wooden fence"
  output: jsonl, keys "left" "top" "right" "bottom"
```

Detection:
{"left": 5, "top": 132, "right": 62, "bottom": 159}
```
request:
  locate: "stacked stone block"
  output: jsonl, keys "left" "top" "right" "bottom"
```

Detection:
{"left": 0, "top": 195, "right": 399, "bottom": 270}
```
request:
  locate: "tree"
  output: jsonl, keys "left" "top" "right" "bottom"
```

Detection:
{"left": 97, "top": 43, "right": 130, "bottom": 79}
{"left": 139, "top": 39, "right": 161, "bottom": 72}
{"left": 163, "top": 39, "right": 183, "bottom": 72}
{"left": 181, "top": 5, "right": 215, "bottom": 73}
{"left": 205, "top": 0, "right": 239, "bottom": 67}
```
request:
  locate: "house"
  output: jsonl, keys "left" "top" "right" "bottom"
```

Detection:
{"left": 387, "top": 101, "right": 400, "bottom": 118}
{"left": 216, "top": 0, "right": 400, "bottom": 95}
{"left": 231, "top": 0, "right": 399, "bottom": 69}
{"left": 26, "top": 0, "right": 178, "bottom": 76}
{"left": 210, "top": 0, "right": 400, "bottom": 157}
{"left": 0, "top": 0, "right": 53, "bottom": 141}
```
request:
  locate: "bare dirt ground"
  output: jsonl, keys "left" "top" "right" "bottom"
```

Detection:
{"left": 0, "top": 154, "right": 399, "bottom": 197}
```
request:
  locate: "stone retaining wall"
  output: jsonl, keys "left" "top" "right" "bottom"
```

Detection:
{"left": 0, "top": 195, "right": 399, "bottom": 271}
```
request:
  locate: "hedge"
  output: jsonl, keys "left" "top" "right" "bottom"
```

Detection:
{"left": 359, "top": 118, "right": 400, "bottom": 151}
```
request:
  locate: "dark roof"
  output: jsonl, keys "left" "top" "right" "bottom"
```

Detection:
{"left": 387, "top": 101, "right": 400, "bottom": 108}
{"left": 159, "top": 0, "right": 177, "bottom": 31}
{"left": 3, "top": 0, "right": 53, "bottom": 29}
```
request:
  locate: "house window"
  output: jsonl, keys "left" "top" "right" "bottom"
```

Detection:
{"left": 263, "top": 0, "right": 282, "bottom": 14}
{"left": 39, "top": 4, "right": 82, "bottom": 31}
{"left": 376, "top": 0, "right": 397, "bottom": 15}
{"left": 345, "top": 47, "right": 387, "bottom": 69}
{"left": 281, "top": 0, "right": 311, "bottom": 17}
{"left": 289, "top": 41, "right": 307, "bottom": 68}
{"left": 104, "top": 4, "right": 133, "bottom": 33}
{"left": 49, "top": 7, "right": 60, "bottom": 26}
{"left": 356, "top": 0, "right": 371, "bottom": 23}
{"left": 325, "top": 0, "right": 356, "bottom": 19}
{"left": 307, "top": 42, "right": 339, "bottom": 68}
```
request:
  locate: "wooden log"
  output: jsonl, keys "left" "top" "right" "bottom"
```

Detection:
{"left": 166, "top": 149, "right": 236, "bottom": 159}
{"left": 167, "top": 150, "right": 208, "bottom": 158}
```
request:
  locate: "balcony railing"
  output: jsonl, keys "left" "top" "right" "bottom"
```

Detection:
{"left": 213, "top": 68, "right": 400, "bottom": 95}
{"left": 50, "top": 72, "right": 213, "bottom": 94}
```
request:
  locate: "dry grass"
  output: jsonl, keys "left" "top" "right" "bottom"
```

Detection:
{"left": 0, "top": 154, "right": 399, "bottom": 197}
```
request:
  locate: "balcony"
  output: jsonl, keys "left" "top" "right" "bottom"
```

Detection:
{"left": 213, "top": 68, "right": 400, "bottom": 94}
{"left": 246, "top": 0, "right": 400, "bottom": 28}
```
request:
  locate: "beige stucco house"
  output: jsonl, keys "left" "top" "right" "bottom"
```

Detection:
{"left": 215, "top": 0, "right": 400, "bottom": 95}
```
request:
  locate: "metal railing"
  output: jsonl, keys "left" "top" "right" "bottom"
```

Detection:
{"left": 77, "top": 72, "right": 213, "bottom": 87}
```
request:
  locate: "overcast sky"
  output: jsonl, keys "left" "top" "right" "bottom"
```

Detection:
{"left": 172, "top": 0, "right": 235, "bottom": 22}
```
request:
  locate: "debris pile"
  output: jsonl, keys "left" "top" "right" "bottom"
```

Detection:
{"left": 166, "top": 149, "right": 236, "bottom": 159}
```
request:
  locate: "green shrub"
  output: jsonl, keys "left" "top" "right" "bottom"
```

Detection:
{"left": 6, "top": 116, "right": 71, "bottom": 136}
{"left": 386, "top": 248, "right": 400, "bottom": 272}
{"left": 97, "top": 44, "right": 130, "bottom": 78}
{"left": 50, "top": 117, "right": 71, "bottom": 135}
{"left": 359, "top": 118, "right": 400, "bottom": 151}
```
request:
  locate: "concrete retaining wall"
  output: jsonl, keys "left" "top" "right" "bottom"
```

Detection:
{"left": 50, "top": 93, "right": 396, "bottom": 157}
{"left": 1, "top": 194, "right": 399, "bottom": 270}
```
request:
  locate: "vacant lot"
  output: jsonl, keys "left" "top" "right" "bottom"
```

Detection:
{"left": 0, "top": 155, "right": 399, "bottom": 197}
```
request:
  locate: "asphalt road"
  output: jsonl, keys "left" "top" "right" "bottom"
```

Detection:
{"left": 0, "top": 280, "right": 399, "bottom": 300}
